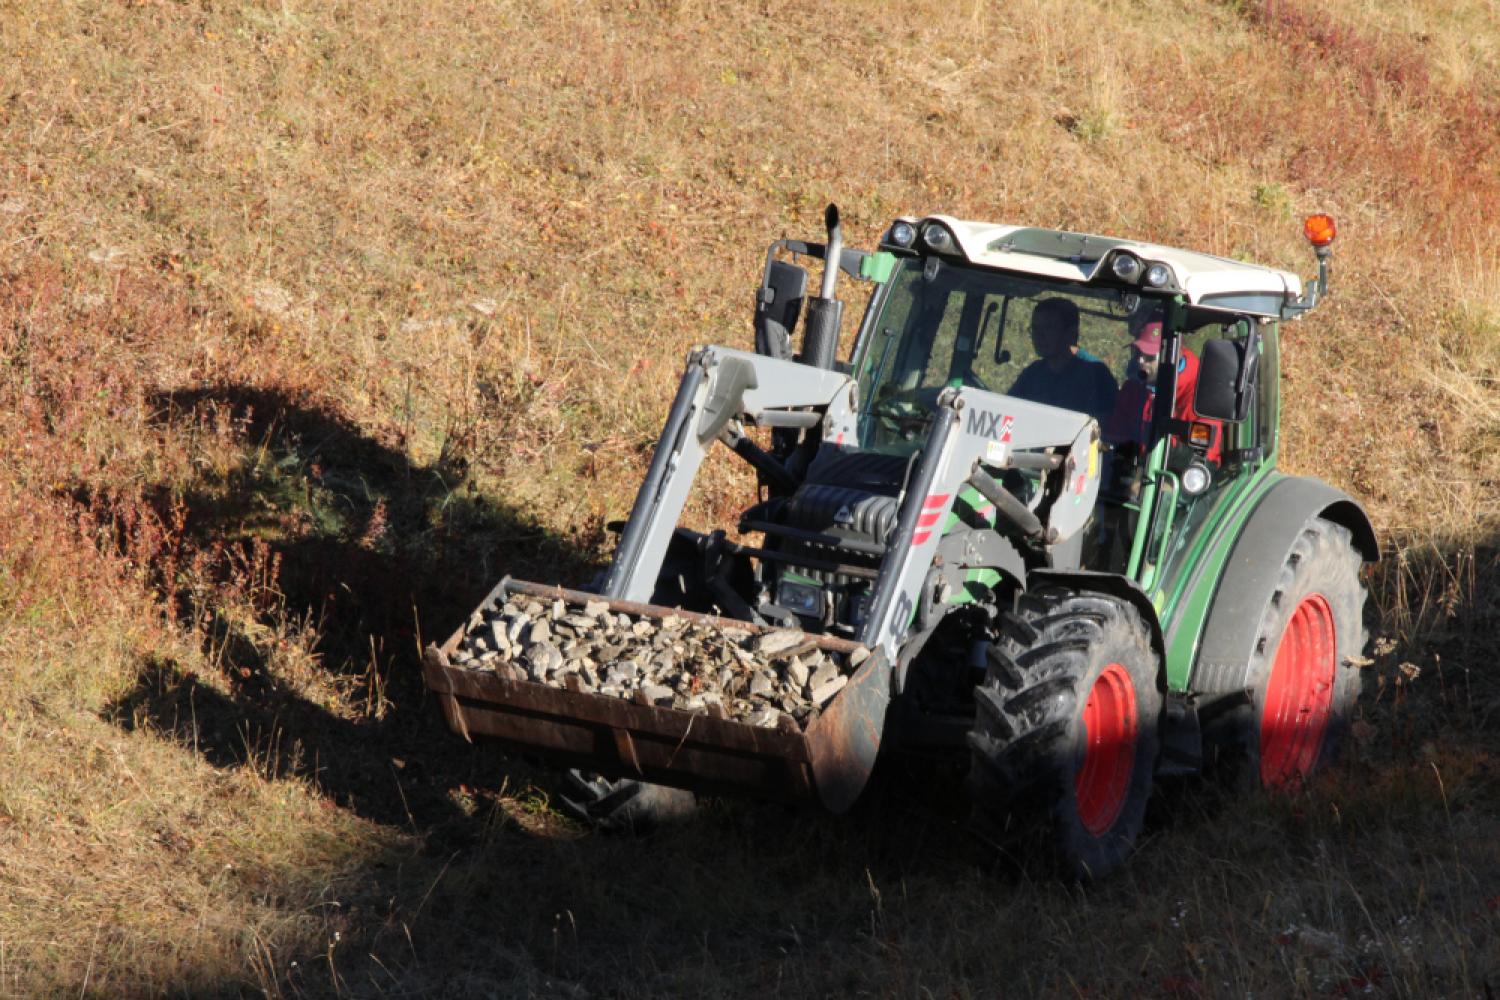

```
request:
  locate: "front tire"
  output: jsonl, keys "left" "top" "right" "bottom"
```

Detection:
{"left": 968, "top": 589, "right": 1163, "bottom": 880}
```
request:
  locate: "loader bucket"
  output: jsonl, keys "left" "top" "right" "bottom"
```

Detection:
{"left": 422, "top": 579, "right": 890, "bottom": 813}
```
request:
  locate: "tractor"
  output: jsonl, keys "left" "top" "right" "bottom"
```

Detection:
{"left": 422, "top": 206, "right": 1373, "bottom": 878}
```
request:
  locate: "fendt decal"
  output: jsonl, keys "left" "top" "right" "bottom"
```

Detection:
{"left": 966, "top": 409, "right": 1013, "bottom": 440}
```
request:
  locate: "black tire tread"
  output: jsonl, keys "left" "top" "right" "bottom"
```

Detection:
{"left": 968, "top": 587, "right": 1163, "bottom": 879}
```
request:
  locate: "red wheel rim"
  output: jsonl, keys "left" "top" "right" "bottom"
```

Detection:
{"left": 1260, "top": 594, "right": 1337, "bottom": 788}
{"left": 1075, "top": 663, "right": 1139, "bottom": 836}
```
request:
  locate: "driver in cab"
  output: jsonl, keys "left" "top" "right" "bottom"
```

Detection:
{"left": 1007, "top": 297, "right": 1117, "bottom": 421}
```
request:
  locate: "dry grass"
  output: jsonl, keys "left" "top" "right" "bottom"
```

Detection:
{"left": 2, "top": 0, "right": 1500, "bottom": 995}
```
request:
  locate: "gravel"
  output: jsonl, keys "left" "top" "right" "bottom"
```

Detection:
{"left": 446, "top": 596, "right": 866, "bottom": 729}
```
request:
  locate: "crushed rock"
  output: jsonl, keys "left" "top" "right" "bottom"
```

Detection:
{"left": 448, "top": 595, "right": 865, "bottom": 730}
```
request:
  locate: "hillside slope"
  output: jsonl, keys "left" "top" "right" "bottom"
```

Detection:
{"left": 2, "top": 1, "right": 1499, "bottom": 995}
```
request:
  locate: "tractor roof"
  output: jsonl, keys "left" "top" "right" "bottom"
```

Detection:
{"left": 907, "top": 215, "right": 1305, "bottom": 320}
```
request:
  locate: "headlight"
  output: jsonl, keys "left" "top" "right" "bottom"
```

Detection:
{"left": 889, "top": 221, "right": 917, "bottom": 248}
{"left": 1181, "top": 461, "right": 1212, "bottom": 496}
{"left": 1111, "top": 253, "right": 1142, "bottom": 282}
{"left": 922, "top": 223, "right": 954, "bottom": 252}
{"left": 777, "top": 579, "right": 823, "bottom": 618}
{"left": 1145, "top": 262, "right": 1173, "bottom": 287}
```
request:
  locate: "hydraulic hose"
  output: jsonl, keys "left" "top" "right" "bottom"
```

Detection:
{"left": 968, "top": 467, "right": 1045, "bottom": 543}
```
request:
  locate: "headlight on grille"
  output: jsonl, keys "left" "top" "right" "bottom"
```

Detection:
{"left": 777, "top": 579, "right": 823, "bottom": 618}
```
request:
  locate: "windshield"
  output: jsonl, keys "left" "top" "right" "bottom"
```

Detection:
{"left": 855, "top": 257, "right": 1154, "bottom": 453}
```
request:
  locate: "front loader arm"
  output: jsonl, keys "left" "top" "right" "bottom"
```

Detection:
{"left": 602, "top": 346, "right": 855, "bottom": 603}
{"left": 859, "top": 388, "right": 1100, "bottom": 667}
{"left": 604, "top": 350, "right": 1101, "bottom": 679}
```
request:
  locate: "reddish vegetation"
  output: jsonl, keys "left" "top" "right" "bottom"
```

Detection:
{"left": 3, "top": 0, "right": 1500, "bottom": 995}
{"left": 1253, "top": 0, "right": 1500, "bottom": 220}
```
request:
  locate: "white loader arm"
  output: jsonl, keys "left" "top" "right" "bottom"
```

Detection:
{"left": 858, "top": 387, "right": 1099, "bottom": 663}
{"left": 602, "top": 347, "right": 856, "bottom": 603}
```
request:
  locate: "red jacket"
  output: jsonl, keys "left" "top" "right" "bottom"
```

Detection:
{"left": 1104, "top": 349, "right": 1223, "bottom": 462}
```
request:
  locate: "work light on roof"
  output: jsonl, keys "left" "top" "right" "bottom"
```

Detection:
{"left": 889, "top": 221, "right": 917, "bottom": 248}
{"left": 1111, "top": 253, "right": 1142, "bottom": 282}
{"left": 922, "top": 223, "right": 953, "bottom": 252}
{"left": 1145, "top": 262, "right": 1172, "bottom": 288}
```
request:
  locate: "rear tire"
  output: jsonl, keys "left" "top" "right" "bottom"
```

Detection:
{"left": 968, "top": 589, "right": 1163, "bottom": 880}
{"left": 1204, "top": 518, "right": 1367, "bottom": 788}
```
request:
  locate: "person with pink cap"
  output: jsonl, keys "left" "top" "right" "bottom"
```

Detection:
{"left": 1104, "top": 319, "right": 1222, "bottom": 462}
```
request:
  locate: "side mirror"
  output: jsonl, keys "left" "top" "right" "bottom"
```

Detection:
{"left": 1195, "top": 336, "right": 1259, "bottom": 422}
{"left": 754, "top": 260, "right": 807, "bottom": 361}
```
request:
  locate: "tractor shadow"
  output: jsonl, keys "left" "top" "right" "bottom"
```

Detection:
{"left": 89, "top": 383, "right": 1019, "bottom": 995}
{"left": 87, "top": 382, "right": 1010, "bottom": 866}
{"left": 102, "top": 383, "right": 607, "bottom": 843}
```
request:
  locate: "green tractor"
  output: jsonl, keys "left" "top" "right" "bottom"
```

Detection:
{"left": 424, "top": 207, "right": 1373, "bottom": 878}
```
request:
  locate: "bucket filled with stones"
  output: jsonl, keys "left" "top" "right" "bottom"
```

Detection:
{"left": 446, "top": 595, "right": 869, "bottom": 729}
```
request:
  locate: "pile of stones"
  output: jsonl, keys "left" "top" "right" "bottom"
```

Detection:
{"left": 446, "top": 595, "right": 868, "bottom": 729}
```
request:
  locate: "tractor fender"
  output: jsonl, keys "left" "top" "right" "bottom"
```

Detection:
{"left": 1026, "top": 569, "right": 1167, "bottom": 673}
{"left": 1189, "top": 475, "right": 1377, "bottom": 699}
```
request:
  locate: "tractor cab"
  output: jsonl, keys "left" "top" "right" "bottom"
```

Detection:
{"left": 754, "top": 212, "right": 1327, "bottom": 601}
{"left": 834, "top": 212, "right": 1338, "bottom": 593}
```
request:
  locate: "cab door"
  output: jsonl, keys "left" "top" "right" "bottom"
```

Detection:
{"left": 1133, "top": 317, "right": 1277, "bottom": 608}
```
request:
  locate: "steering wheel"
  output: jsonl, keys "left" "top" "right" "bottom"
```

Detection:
{"left": 869, "top": 386, "right": 942, "bottom": 436}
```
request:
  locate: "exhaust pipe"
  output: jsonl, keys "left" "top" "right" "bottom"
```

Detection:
{"left": 818, "top": 203, "right": 843, "bottom": 299}
{"left": 799, "top": 203, "right": 844, "bottom": 370}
